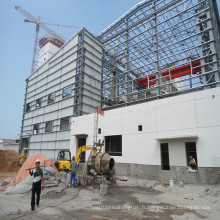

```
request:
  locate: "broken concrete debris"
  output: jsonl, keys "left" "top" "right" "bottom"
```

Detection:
{"left": 4, "top": 167, "right": 63, "bottom": 194}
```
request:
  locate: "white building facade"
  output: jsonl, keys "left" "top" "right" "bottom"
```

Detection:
{"left": 71, "top": 87, "right": 220, "bottom": 183}
{"left": 19, "top": 0, "right": 220, "bottom": 183}
{"left": 0, "top": 139, "right": 19, "bottom": 153}
{"left": 20, "top": 29, "right": 102, "bottom": 158}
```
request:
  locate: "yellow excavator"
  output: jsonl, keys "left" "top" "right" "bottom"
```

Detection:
{"left": 54, "top": 150, "right": 71, "bottom": 172}
{"left": 54, "top": 145, "right": 99, "bottom": 172}
{"left": 20, "top": 147, "right": 28, "bottom": 159}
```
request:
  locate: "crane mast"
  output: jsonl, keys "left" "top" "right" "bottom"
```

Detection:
{"left": 15, "top": 5, "right": 80, "bottom": 74}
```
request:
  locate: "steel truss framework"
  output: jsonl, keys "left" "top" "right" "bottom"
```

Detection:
{"left": 97, "top": 0, "right": 220, "bottom": 108}
{"left": 74, "top": 30, "right": 86, "bottom": 116}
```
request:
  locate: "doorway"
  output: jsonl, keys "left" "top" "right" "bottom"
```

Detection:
{"left": 77, "top": 137, "right": 86, "bottom": 163}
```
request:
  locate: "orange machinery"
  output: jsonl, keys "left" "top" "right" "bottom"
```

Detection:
{"left": 137, "top": 59, "right": 201, "bottom": 88}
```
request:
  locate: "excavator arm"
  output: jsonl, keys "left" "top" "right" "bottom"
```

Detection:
{"left": 75, "top": 145, "right": 98, "bottom": 166}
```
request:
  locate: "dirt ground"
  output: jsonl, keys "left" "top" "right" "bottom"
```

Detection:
{"left": 0, "top": 172, "right": 17, "bottom": 182}
{"left": 0, "top": 176, "right": 220, "bottom": 220}
{"left": 0, "top": 150, "right": 20, "bottom": 172}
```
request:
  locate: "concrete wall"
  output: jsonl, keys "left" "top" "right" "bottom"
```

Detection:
{"left": 71, "top": 87, "right": 220, "bottom": 183}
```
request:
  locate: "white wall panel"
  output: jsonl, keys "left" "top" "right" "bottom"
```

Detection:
{"left": 71, "top": 88, "right": 220, "bottom": 168}
{"left": 157, "top": 100, "right": 197, "bottom": 132}
{"left": 62, "top": 53, "right": 77, "bottom": 67}
{"left": 63, "top": 36, "right": 78, "bottom": 53}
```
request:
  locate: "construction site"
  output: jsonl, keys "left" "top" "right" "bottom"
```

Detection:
{"left": 1, "top": 0, "right": 220, "bottom": 219}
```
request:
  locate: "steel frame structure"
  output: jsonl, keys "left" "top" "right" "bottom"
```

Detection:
{"left": 98, "top": 0, "right": 220, "bottom": 109}
{"left": 19, "top": 28, "right": 102, "bottom": 155}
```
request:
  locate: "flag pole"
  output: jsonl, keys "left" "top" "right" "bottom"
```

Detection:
{"left": 96, "top": 106, "right": 98, "bottom": 143}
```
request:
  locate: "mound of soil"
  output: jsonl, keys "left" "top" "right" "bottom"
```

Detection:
{"left": 0, "top": 150, "right": 20, "bottom": 172}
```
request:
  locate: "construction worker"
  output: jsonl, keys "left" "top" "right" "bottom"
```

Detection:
{"left": 29, "top": 159, "right": 44, "bottom": 211}
{"left": 189, "top": 155, "right": 197, "bottom": 169}
{"left": 70, "top": 156, "right": 77, "bottom": 188}
{"left": 19, "top": 157, "right": 23, "bottom": 167}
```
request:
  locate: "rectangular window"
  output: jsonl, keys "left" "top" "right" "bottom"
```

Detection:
{"left": 105, "top": 135, "right": 122, "bottom": 156}
{"left": 98, "top": 128, "right": 101, "bottom": 134}
{"left": 48, "top": 93, "right": 55, "bottom": 104}
{"left": 62, "top": 85, "right": 72, "bottom": 99}
{"left": 186, "top": 142, "right": 198, "bottom": 167}
{"left": 138, "top": 125, "right": 142, "bottom": 131}
{"left": 45, "top": 121, "right": 53, "bottom": 132}
{"left": 26, "top": 103, "right": 31, "bottom": 112}
{"left": 36, "top": 98, "right": 42, "bottom": 108}
{"left": 161, "top": 143, "right": 170, "bottom": 170}
{"left": 60, "top": 117, "right": 70, "bottom": 130}
{"left": 33, "top": 124, "right": 39, "bottom": 134}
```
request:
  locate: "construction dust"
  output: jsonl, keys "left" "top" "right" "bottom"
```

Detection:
{"left": 0, "top": 150, "right": 20, "bottom": 172}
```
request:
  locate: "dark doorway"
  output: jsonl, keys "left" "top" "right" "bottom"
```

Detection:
{"left": 160, "top": 143, "right": 170, "bottom": 170}
{"left": 19, "top": 138, "right": 29, "bottom": 154}
{"left": 78, "top": 138, "right": 86, "bottom": 163}
{"left": 186, "top": 142, "right": 198, "bottom": 167}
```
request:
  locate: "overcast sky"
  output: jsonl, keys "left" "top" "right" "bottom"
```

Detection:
{"left": 0, "top": 0, "right": 220, "bottom": 139}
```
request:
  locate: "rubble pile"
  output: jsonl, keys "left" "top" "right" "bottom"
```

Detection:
{"left": 0, "top": 153, "right": 62, "bottom": 192}
{"left": 4, "top": 167, "right": 66, "bottom": 194}
{"left": 15, "top": 153, "right": 59, "bottom": 183}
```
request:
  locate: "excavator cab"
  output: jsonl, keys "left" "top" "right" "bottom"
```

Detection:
{"left": 20, "top": 147, "right": 28, "bottom": 159}
{"left": 54, "top": 150, "right": 71, "bottom": 172}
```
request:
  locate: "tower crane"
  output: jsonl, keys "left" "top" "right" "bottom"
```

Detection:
{"left": 15, "top": 5, "right": 81, "bottom": 74}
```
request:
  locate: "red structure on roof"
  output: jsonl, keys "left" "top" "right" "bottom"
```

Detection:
{"left": 137, "top": 59, "right": 201, "bottom": 88}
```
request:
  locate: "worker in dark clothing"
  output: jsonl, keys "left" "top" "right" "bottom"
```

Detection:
{"left": 29, "top": 159, "right": 44, "bottom": 211}
{"left": 189, "top": 155, "right": 197, "bottom": 169}
{"left": 70, "top": 156, "right": 77, "bottom": 188}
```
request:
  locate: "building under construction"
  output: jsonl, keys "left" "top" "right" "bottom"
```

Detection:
{"left": 20, "top": 0, "right": 220, "bottom": 183}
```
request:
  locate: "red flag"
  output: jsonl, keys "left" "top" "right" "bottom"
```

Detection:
{"left": 97, "top": 106, "right": 104, "bottom": 116}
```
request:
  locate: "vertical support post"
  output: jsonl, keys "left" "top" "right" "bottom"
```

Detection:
{"left": 113, "top": 71, "right": 120, "bottom": 104}
{"left": 19, "top": 79, "right": 29, "bottom": 154}
{"left": 101, "top": 48, "right": 105, "bottom": 108}
{"left": 31, "top": 17, "right": 40, "bottom": 74}
{"left": 169, "top": 68, "right": 171, "bottom": 92}
{"left": 152, "top": 1, "right": 160, "bottom": 97}
{"left": 74, "top": 30, "right": 85, "bottom": 116}
{"left": 125, "top": 18, "right": 131, "bottom": 103}
{"left": 196, "top": 0, "right": 219, "bottom": 88}
{"left": 190, "top": 60, "right": 193, "bottom": 88}
{"left": 209, "top": 0, "right": 220, "bottom": 85}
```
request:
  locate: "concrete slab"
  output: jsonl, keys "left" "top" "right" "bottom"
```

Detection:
{"left": 0, "top": 177, "right": 219, "bottom": 219}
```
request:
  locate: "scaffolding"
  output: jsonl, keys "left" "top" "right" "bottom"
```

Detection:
{"left": 98, "top": 0, "right": 220, "bottom": 108}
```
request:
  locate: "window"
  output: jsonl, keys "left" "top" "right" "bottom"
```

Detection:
{"left": 60, "top": 117, "right": 70, "bottom": 130}
{"left": 161, "top": 143, "right": 170, "bottom": 170}
{"left": 105, "top": 135, "right": 122, "bottom": 156}
{"left": 33, "top": 124, "right": 39, "bottom": 134}
{"left": 138, "top": 125, "right": 142, "bottom": 131}
{"left": 98, "top": 128, "right": 101, "bottom": 134}
{"left": 45, "top": 121, "right": 53, "bottom": 132}
{"left": 57, "top": 151, "right": 71, "bottom": 161}
{"left": 36, "top": 98, "right": 42, "bottom": 108}
{"left": 26, "top": 103, "right": 31, "bottom": 112}
{"left": 186, "top": 142, "right": 198, "bottom": 167}
{"left": 48, "top": 93, "right": 55, "bottom": 104}
{"left": 62, "top": 85, "right": 72, "bottom": 99}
